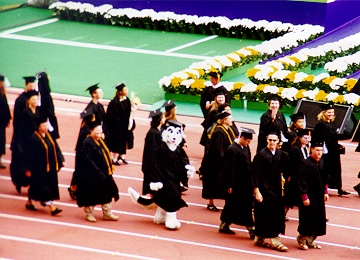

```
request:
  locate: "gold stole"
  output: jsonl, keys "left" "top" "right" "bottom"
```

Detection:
{"left": 91, "top": 136, "right": 114, "bottom": 175}
{"left": 34, "top": 131, "right": 59, "bottom": 172}
{"left": 216, "top": 125, "right": 235, "bottom": 144}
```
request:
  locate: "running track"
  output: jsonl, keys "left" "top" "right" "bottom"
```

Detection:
{"left": 0, "top": 89, "right": 359, "bottom": 260}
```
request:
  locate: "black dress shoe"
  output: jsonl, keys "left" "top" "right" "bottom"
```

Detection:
{"left": 112, "top": 160, "right": 121, "bottom": 166}
{"left": 0, "top": 163, "right": 6, "bottom": 169}
{"left": 219, "top": 222, "right": 236, "bottom": 235}
{"left": 120, "top": 158, "right": 128, "bottom": 164}
{"left": 180, "top": 186, "right": 188, "bottom": 192}
{"left": 353, "top": 184, "right": 360, "bottom": 196}
{"left": 25, "top": 204, "right": 37, "bottom": 211}
{"left": 207, "top": 204, "right": 219, "bottom": 211}
{"left": 68, "top": 187, "right": 76, "bottom": 200}
{"left": 338, "top": 189, "right": 350, "bottom": 196}
{"left": 51, "top": 208, "right": 63, "bottom": 216}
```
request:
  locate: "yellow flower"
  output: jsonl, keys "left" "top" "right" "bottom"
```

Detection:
{"left": 285, "top": 71, "right": 297, "bottom": 82}
{"left": 233, "top": 82, "right": 245, "bottom": 90}
{"left": 257, "top": 84, "right": 266, "bottom": 91}
{"left": 355, "top": 98, "right": 360, "bottom": 106}
{"left": 277, "top": 87, "right": 284, "bottom": 94}
{"left": 246, "top": 68, "right": 260, "bottom": 77}
{"left": 244, "top": 47, "right": 259, "bottom": 55}
{"left": 303, "top": 75, "right": 315, "bottom": 82}
{"left": 194, "top": 68, "right": 205, "bottom": 77}
{"left": 288, "top": 56, "right": 301, "bottom": 64}
{"left": 185, "top": 72, "right": 197, "bottom": 79}
{"left": 170, "top": 77, "right": 183, "bottom": 87}
{"left": 322, "top": 76, "right": 337, "bottom": 85}
{"left": 333, "top": 95, "right": 345, "bottom": 104}
{"left": 295, "top": 89, "right": 306, "bottom": 99}
{"left": 190, "top": 79, "right": 205, "bottom": 90}
{"left": 344, "top": 78, "right": 357, "bottom": 92}
{"left": 314, "top": 90, "right": 327, "bottom": 101}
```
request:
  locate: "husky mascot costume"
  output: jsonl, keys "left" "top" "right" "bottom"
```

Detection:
{"left": 128, "top": 120, "right": 195, "bottom": 230}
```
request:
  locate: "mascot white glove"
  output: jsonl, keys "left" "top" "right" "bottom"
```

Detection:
{"left": 150, "top": 182, "right": 163, "bottom": 191}
{"left": 185, "top": 165, "right": 196, "bottom": 178}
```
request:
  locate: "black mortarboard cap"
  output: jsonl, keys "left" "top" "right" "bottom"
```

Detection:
{"left": 115, "top": 82, "right": 126, "bottom": 91}
{"left": 0, "top": 74, "right": 4, "bottom": 81}
{"left": 24, "top": 90, "right": 39, "bottom": 99}
{"left": 320, "top": 103, "right": 335, "bottom": 111}
{"left": 86, "top": 83, "right": 100, "bottom": 95}
{"left": 213, "top": 86, "right": 226, "bottom": 97}
{"left": 216, "top": 110, "right": 231, "bottom": 120}
{"left": 290, "top": 112, "right": 305, "bottom": 122}
{"left": 218, "top": 103, "right": 230, "bottom": 113}
{"left": 208, "top": 71, "right": 223, "bottom": 79}
{"left": 311, "top": 141, "right": 324, "bottom": 148}
{"left": 240, "top": 128, "right": 255, "bottom": 140}
{"left": 163, "top": 100, "right": 176, "bottom": 112}
{"left": 80, "top": 109, "right": 94, "bottom": 120}
{"left": 35, "top": 115, "right": 48, "bottom": 128}
{"left": 88, "top": 120, "right": 101, "bottom": 130}
{"left": 164, "top": 119, "right": 182, "bottom": 128}
{"left": 297, "top": 128, "right": 311, "bottom": 137}
{"left": 268, "top": 131, "right": 280, "bottom": 138}
{"left": 23, "top": 76, "right": 36, "bottom": 84}
{"left": 148, "top": 108, "right": 162, "bottom": 118}
{"left": 268, "top": 94, "right": 281, "bottom": 102}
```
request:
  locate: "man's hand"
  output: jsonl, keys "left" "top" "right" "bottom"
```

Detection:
{"left": 150, "top": 182, "right": 163, "bottom": 191}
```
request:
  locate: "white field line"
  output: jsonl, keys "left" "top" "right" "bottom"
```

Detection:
{"left": 0, "top": 212, "right": 301, "bottom": 260}
{"left": 0, "top": 33, "right": 210, "bottom": 60}
{"left": 1, "top": 18, "right": 59, "bottom": 34}
{"left": 0, "top": 234, "right": 161, "bottom": 260}
{"left": 165, "top": 35, "right": 218, "bottom": 53}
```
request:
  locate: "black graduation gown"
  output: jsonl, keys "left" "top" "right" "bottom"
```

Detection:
{"left": 281, "top": 129, "right": 298, "bottom": 153}
{"left": 257, "top": 110, "right": 288, "bottom": 153}
{"left": 298, "top": 157, "right": 327, "bottom": 237}
{"left": 312, "top": 120, "right": 342, "bottom": 189}
{"left": 150, "top": 142, "right": 188, "bottom": 212}
{"left": 141, "top": 127, "right": 162, "bottom": 195}
{"left": 0, "top": 92, "right": 11, "bottom": 155}
{"left": 21, "top": 107, "right": 41, "bottom": 154}
{"left": 27, "top": 132, "right": 64, "bottom": 202}
{"left": 106, "top": 97, "right": 131, "bottom": 154}
{"left": 220, "top": 142, "right": 254, "bottom": 227}
{"left": 10, "top": 92, "right": 27, "bottom": 153}
{"left": 200, "top": 85, "right": 231, "bottom": 118}
{"left": 251, "top": 148, "right": 287, "bottom": 238}
{"left": 70, "top": 125, "right": 91, "bottom": 186}
{"left": 284, "top": 145, "right": 308, "bottom": 208}
{"left": 85, "top": 101, "right": 107, "bottom": 136}
{"left": 202, "top": 125, "right": 235, "bottom": 199}
{"left": 76, "top": 136, "right": 119, "bottom": 207}
{"left": 200, "top": 109, "right": 218, "bottom": 147}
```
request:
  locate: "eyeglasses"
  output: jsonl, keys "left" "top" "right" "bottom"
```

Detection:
{"left": 267, "top": 139, "right": 277, "bottom": 142}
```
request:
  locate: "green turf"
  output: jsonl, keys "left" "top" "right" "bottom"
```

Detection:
{"left": 0, "top": 6, "right": 52, "bottom": 30}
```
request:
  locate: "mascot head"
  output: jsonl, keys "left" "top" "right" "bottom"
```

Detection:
{"left": 162, "top": 120, "right": 183, "bottom": 151}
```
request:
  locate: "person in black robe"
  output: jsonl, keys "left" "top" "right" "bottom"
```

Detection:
{"left": 68, "top": 110, "right": 95, "bottom": 200}
{"left": 282, "top": 112, "right": 306, "bottom": 153}
{"left": 201, "top": 111, "right": 236, "bottom": 211}
{"left": 284, "top": 128, "right": 311, "bottom": 221}
{"left": 25, "top": 117, "right": 64, "bottom": 216}
{"left": 142, "top": 108, "right": 163, "bottom": 195}
{"left": 36, "top": 71, "right": 60, "bottom": 139}
{"left": 218, "top": 130, "right": 255, "bottom": 238}
{"left": 312, "top": 103, "right": 349, "bottom": 196}
{"left": 76, "top": 122, "right": 119, "bottom": 222}
{"left": 354, "top": 142, "right": 360, "bottom": 196}
{"left": 257, "top": 94, "right": 288, "bottom": 153}
{"left": 0, "top": 75, "right": 11, "bottom": 169}
{"left": 252, "top": 132, "right": 289, "bottom": 252}
{"left": 10, "top": 76, "right": 36, "bottom": 192}
{"left": 106, "top": 82, "right": 132, "bottom": 165}
{"left": 84, "top": 83, "right": 108, "bottom": 137}
{"left": 297, "top": 141, "right": 328, "bottom": 250}
{"left": 199, "top": 71, "right": 231, "bottom": 118}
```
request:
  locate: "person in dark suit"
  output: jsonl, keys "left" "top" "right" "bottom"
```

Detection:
{"left": 0, "top": 74, "right": 11, "bottom": 169}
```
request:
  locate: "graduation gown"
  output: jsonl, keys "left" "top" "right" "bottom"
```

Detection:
{"left": 27, "top": 132, "right": 64, "bottom": 202}
{"left": 312, "top": 120, "right": 342, "bottom": 189}
{"left": 10, "top": 92, "right": 27, "bottom": 153}
{"left": 257, "top": 110, "right": 288, "bottom": 153}
{"left": 201, "top": 125, "right": 236, "bottom": 199}
{"left": 0, "top": 92, "right": 11, "bottom": 155}
{"left": 298, "top": 157, "right": 327, "bottom": 237}
{"left": 150, "top": 142, "right": 188, "bottom": 212}
{"left": 200, "top": 109, "right": 218, "bottom": 147}
{"left": 251, "top": 148, "right": 288, "bottom": 238}
{"left": 200, "top": 85, "right": 231, "bottom": 118}
{"left": 141, "top": 127, "right": 162, "bottom": 195}
{"left": 76, "top": 136, "right": 119, "bottom": 207}
{"left": 85, "top": 101, "right": 107, "bottom": 136}
{"left": 106, "top": 97, "right": 131, "bottom": 154}
{"left": 220, "top": 142, "right": 254, "bottom": 227}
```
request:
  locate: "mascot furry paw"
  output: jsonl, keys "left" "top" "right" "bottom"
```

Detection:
{"left": 128, "top": 119, "right": 194, "bottom": 230}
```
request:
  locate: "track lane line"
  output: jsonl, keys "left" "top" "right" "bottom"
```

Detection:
{"left": 1, "top": 18, "right": 59, "bottom": 34}
{"left": 165, "top": 35, "right": 218, "bottom": 53}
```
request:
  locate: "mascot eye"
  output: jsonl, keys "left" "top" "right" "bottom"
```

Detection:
{"left": 168, "top": 129, "right": 173, "bottom": 133}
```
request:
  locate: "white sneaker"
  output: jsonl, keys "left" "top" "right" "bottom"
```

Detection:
{"left": 86, "top": 214, "right": 97, "bottom": 222}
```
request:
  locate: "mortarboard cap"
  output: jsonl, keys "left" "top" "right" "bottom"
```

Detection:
{"left": 290, "top": 112, "right": 305, "bottom": 122}
{"left": 240, "top": 128, "right": 255, "bottom": 140}
{"left": 35, "top": 115, "right": 48, "bottom": 128}
{"left": 80, "top": 109, "right": 94, "bottom": 121}
{"left": 24, "top": 90, "right": 39, "bottom": 99}
{"left": 23, "top": 76, "right": 36, "bottom": 84}
{"left": 88, "top": 121, "right": 101, "bottom": 130}
{"left": 215, "top": 110, "right": 231, "bottom": 120}
{"left": 208, "top": 71, "right": 223, "bottom": 79}
{"left": 148, "top": 108, "right": 162, "bottom": 118}
{"left": 268, "top": 94, "right": 281, "bottom": 102}
{"left": 164, "top": 119, "right": 182, "bottom": 129}
{"left": 0, "top": 74, "right": 4, "bottom": 81}
{"left": 163, "top": 100, "right": 176, "bottom": 112}
{"left": 320, "top": 103, "right": 335, "bottom": 111}
{"left": 86, "top": 83, "right": 100, "bottom": 95}
{"left": 218, "top": 103, "right": 230, "bottom": 113}
{"left": 115, "top": 82, "right": 126, "bottom": 91}
{"left": 213, "top": 86, "right": 226, "bottom": 97}
{"left": 311, "top": 141, "right": 324, "bottom": 148}
{"left": 268, "top": 131, "right": 280, "bottom": 138}
{"left": 297, "top": 128, "right": 311, "bottom": 137}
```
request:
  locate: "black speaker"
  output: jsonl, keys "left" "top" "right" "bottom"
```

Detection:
{"left": 293, "top": 100, "right": 358, "bottom": 139}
